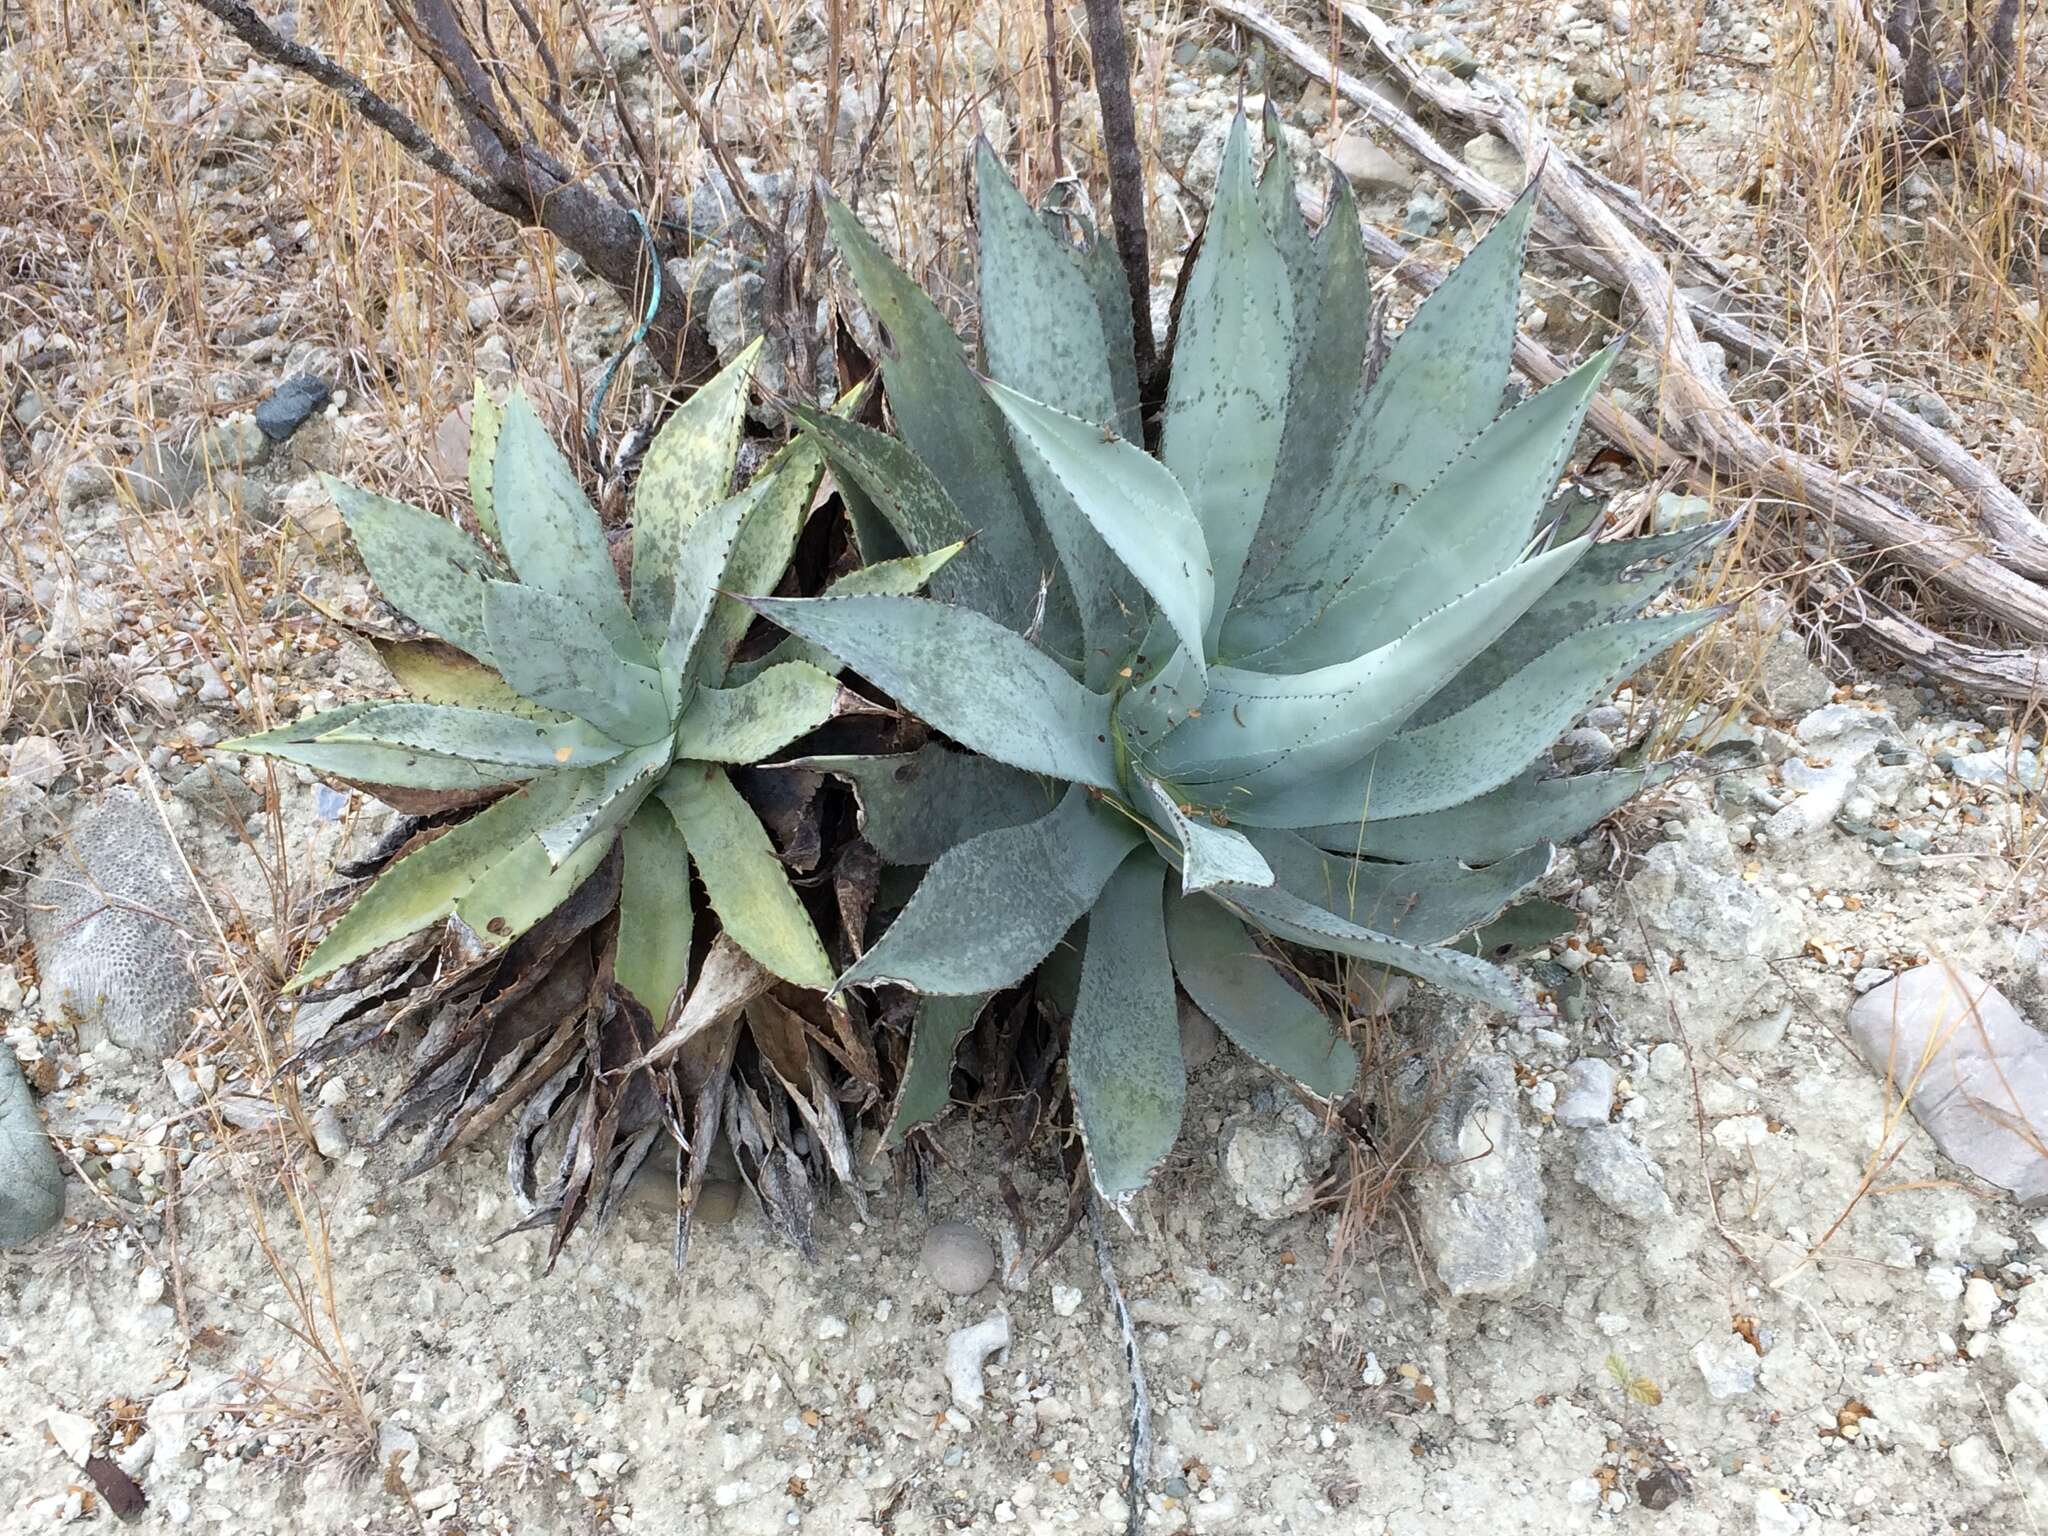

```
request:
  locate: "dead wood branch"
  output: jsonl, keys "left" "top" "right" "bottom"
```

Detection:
{"left": 1082, "top": 0, "right": 1160, "bottom": 388}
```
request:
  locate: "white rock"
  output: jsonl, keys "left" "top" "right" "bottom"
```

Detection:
{"left": 377, "top": 1420, "right": 420, "bottom": 1487}
{"left": 1754, "top": 1492, "right": 1806, "bottom": 1535}
{"left": 2005, "top": 1383, "right": 2048, "bottom": 1454}
{"left": 44, "top": 1408, "right": 93, "bottom": 1466}
{"left": 1647, "top": 1042, "right": 1685, "bottom": 1082}
{"left": 1949, "top": 1434, "right": 2004, "bottom": 1490}
{"left": 1962, "top": 1276, "right": 1999, "bottom": 1334}
{"left": 945, "top": 1314, "right": 1010, "bottom": 1409}
{"left": 1694, "top": 1333, "right": 1760, "bottom": 1400}
{"left": 1051, "top": 1284, "right": 1083, "bottom": 1318}
{"left": 815, "top": 1314, "right": 849, "bottom": 1341}
{"left": 1554, "top": 1059, "right": 1615, "bottom": 1127}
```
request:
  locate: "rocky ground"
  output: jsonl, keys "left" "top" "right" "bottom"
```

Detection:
{"left": 6, "top": 0, "right": 2048, "bottom": 1531}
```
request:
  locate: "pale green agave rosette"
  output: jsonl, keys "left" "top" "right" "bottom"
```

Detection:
{"left": 754, "top": 114, "right": 1729, "bottom": 1207}
{"left": 226, "top": 341, "right": 959, "bottom": 1023}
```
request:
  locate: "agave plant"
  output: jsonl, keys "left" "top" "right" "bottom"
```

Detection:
{"left": 750, "top": 116, "right": 1726, "bottom": 1205}
{"left": 229, "top": 345, "right": 955, "bottom": 1252}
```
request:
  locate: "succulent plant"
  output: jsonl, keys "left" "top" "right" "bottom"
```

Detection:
{"left": 227, "top": 344, "right": 955, "bottom": 1253}
{"left": 752, "top": 116, "right": 1727, "bottom": 1204}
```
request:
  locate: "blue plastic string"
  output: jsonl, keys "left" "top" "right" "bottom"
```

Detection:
{"left": 584, "top": 208, "right": 663, "bottom": 464}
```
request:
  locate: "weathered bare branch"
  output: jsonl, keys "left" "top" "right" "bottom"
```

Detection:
{"left": 1080, "top": 0, "right": 1158, "bottom": 388}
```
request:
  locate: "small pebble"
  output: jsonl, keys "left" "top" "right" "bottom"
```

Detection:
{"left": 920, "top": 1219, "right": 995, "bottom": 1296}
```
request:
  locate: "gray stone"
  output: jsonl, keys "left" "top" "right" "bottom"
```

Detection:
{"left": 1401, "top": 184, "right": 1448, "bottom": 237}
{"left": 1946, "top": 748, "right": 2044, "bottom": 792}
{"left": 1554, "top": 1058, "right": 1616, "bottom": 1127}
{"left": 171, "top": 760, "right": 259, "bottom": 830}
{"left": 920, "top": 1219, "right": 996, "bottom": 1295}
{"left": 1763, "top": 760, "right": 1857, "bottom": 841}
{"left": 945, "top": 1313, "right": 1009, "bottom": 1408}
{"left": 1793, "top": 702, "right": 1902, "bottom": 763}
{"left": 0, "top": 776, "right": 57, "bottom": 871}
{"left": 1573, "top": 1125, "right": 1672, "bottom": 1221}
{"left": 1573, "top": 70, "right": 1627, "bottom": 107}
{"left": 1178, "top": 996, "right": 1221, "bottom": 1071}
{"left": 1693, "top": 1332, "right": 1760, "bottom": 1399}
{"left": 57, "top": 462, "right": 116, "bottom": 510}
{"left": 1846, "top": 965, "right": 2048, "bottom": 1202}
{"left": 253, "top": 374, "right": 331, "bottom": 441}
{"left": 0, "top": 1047, "right": 64, "bottom": 1247}
{"left": 26, "top": 787, "right": 203, "bottom": 1056}
{"left": 1553, "top": 727, "right": 1617, "bottom": 775}
{"left": 1627, "top": 817, "right": 1801, "bottom": 962}
{"left": 309, "top": 1105, "right": 351, "bottom": 1160}
{"left": 709, "top": 273, "right": 765, "bottom": 363}
{"left": 1219, "top": 1107, "right": 1337, "bottom": 1220}
{"left": 1329, "top": 131, "right": 1413, "bottom": 192}
{"left": 199, "top": 412, "right": 272, "bottom": 471}
{"left": 2005, "top": 1383, "right": 2048, "bottom": 1455}
{"left": 1652, "top": 492, "right": 1715, "bottom": 533}
{"left": 1419, "top": 32, "right": 1481, "bottom": 78}
{"left": 124, "top": 439, "right": 205, "bottom": 511}
{"left": 1461, "top": 132, "right": 1524, "bottom": 189}
{"left": 1409, "top": 1054, "right": 1547, "bottom": 1297}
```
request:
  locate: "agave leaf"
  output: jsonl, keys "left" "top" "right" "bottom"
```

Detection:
{"left": 455, "top": 801, "right": 617, "bottom": 946}
{"left": 468, "top": 382, "right": 504, "bottom": 544}
{"left": 726, "top": 542, "right": 968, "bottom": 684}
{"left": 1268, "top": 343, "right": 1620, "bottom": 670}
{"left": 836, "top": 784, "right": 1142, "bottom": 995}
{"left": 324, "top": 476, "right": 507, "bottom": 659}
{"left": 1229, "top": 609, "right": 1720, "bottom": 827}
{"left": 987, "top": 381, "right": 1213, "bottom": 688}
{"left": 226, "top": 707, "right": 540, "bottom": 791}
{"left": 533, "top": 739, "right": 672, "bottom": 866}
{"left": 746, "top": 595, "right": 1120, "bottom": 789}
{"left": 1245, "top": 827, "right": 1552, "bottom": 945}
{"left": 631, "top": 340, "right": 762, "bottom": 634}
{"left": 1453, "top": 898, "right": 1578, "bottom": 956}
{"left": 1257, "top": 102, "right": 1320, "bottom": 351}
{"left": 659, "top": 470, "right": 772, "bottom": 687}
{"left": 1238, "top": 172, "right": 1372, "bottom": 612}
{"left": 483, "top": 580, "right": 674, "bottom": 745}
{"left": 615, "top": 801, "right": 695, "bottom": 1019}
{"left": 308, "top": 701, "right": 630, "bottom": 772}
{"left": 791, "top": 406, "right": 1029, "bottom": 628}
{"left": 492, "top": 392, "right": 652, "bottom": 665}
{"left": 1068, "top": 854, "right": 1184, "bottom": 1204}
{"left": 1304, "top": 761, "right": 1683, "bottom": 864}
{"left": 286, "top": 776, "right": 571, "bottom": 988}
{"left": 823, "top": 198, "right": 1051, "bottom": 639}
{"left": 1222, "top": 881, "right": 1527, "bottom": 1014}
{"left": 1228, "top": 186, "right": 1537, "bottom": 655}
{"left": 1071, "top": 210, "right": 1143, "bottom": 438}
{"left": 794, "top": 744, "right": 1053, "bottom": 864}
{"left": 658, "top": 762, "right": 834, "bottom": 988}
{"left": 1158, "top": 539, "right": 1588, "bottom": 789}
{"left": 1411, "top": 522, "right": 1726, "bottom": 726}
{"left": 362, "top": 634, "right": 562, "bottom": 721}
{"left": 975, "top": 139, "right": 1117, "bottom": 425}
{"left": 695, "top": 436, "right": 828, "bottom": 685}
{"left": 1164, "top": 891, "right": 1359, "bottom": 1099}
{"left": 1113, "top": 614, "right": 1210, "bottom": 751}
{"left": 881, "top": 993, "right": 987, "bottom": 1146}
{"left": 1160, "top": 113, "right": 1295, "bottom": 631}
{"left": 1139, "top": 774, "right": 1275, "bottom": 895}
{"left": 671, "top": 662, "right": 846, "bottom": 763}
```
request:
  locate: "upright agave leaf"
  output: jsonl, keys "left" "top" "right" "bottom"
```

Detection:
{"left": 227, "top": 349, "right": 959, "bottom": 1257}
{"left": 760, "top": 124, "right": 1725, "bottom": 1206}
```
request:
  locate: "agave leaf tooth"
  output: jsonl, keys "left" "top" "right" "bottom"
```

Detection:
{"left": 1139, "top": 775, "right": 1274, "bottom": 895}
{"left": 1292, "top": 342, "right": 1623, "bottom": 668}
{"left": 225, "top": 709, "right": 535, "bottom": 793}
{"left": 671, "top": 662, "right": 847, "bottom": 763}
{"left": 533, "top": 740, "right": 672, "bottom": 866}
{"left": 1161, "top": 112, "right": 1295, "bottom": 632}
{"left": 975, "top": 138, "right": 1118, "bottom": 425}
{"left": 836, "top": 784, "right": 1142, "bottom": 996}
{"left": 324, "top": 476, "right": 507, "bottom": 659}
{"left": 1230, "top": 608, "right": 1722, "bottom": 828}
{"left": 456, "top": 797, "right": 618, "bottom": 946}
{"left": 1165, "top": 892, "right": 1358, "bottom": 1099}
{"left": 483, "top": 580, "right": 673, "bottom": 746}
{"left": 630, "top": 339, "right": 763, "bottom": 635}
{"left": 1237, "top": 171, "right": 1372, "bottom": 611}
{"left": 615, "top": 802, "right": 695, "bottom": 1020}
{"left": 697, "top": 437, "right": 828, "bottom": 686}
{"left": 1244, "top": 826, "right": 1553, "bottom": 946}
{"left": 468, "top": 382, "right": 505, "bottom": 544}
{"left": 746, "top": 594, "right": 1121, "bottom": 790}
{"left": 793, "top": 744, "right": 1054, "bottom": 864}
{"left": 1306, "top": 761, "right": 1685, "bottom": 864}
{"left": 790, "top": 405, "right": 1030, "bottom": 626}
{"left": 724, "top": 542, "right": 969, "bottom": 684}
{"left": 1223, "top": 881, "right": 1528, "bottom": 1014}
{"left": 1227, "top": 185, "right": 1539, "bottom": 656}
{"left": 285, "top": 774, "right": 575, "bottom": 988}
{"left": 491, "top": 392, "right": 652, "bottom": 665}
{"left": 987, "top": 381, "right": 1211, "bottom": 689}
{"left": 881, "top": 993, "right": 988, "bottom": 1146}
{"left": 823, "top": 198, "right": 1052, "bottom": 636}
{"left": 1067, "top": 853, "right": 1185, "bottom": 1204}
{"left": 1414, "top": 521, "right": 1728, "bottom": 726}
{"left": 659, "top": 762, "right": 835, "bottom": 989}
{"left": 1157, "top": 539, "right": 1588, "bottom": 788}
